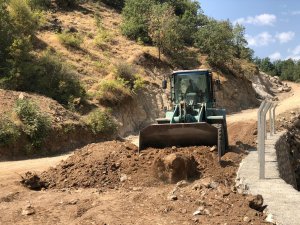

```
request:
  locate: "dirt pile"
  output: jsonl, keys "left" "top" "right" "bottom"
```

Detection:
{"left": 23, "top": 141, "right": 243, "bottom": 191}
{"left": 16, "top": 139, "right": 272, "bottom": 224}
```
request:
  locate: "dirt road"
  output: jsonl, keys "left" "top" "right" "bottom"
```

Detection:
{"left": 227, "top": 82, "right": 300, "bottom": 123}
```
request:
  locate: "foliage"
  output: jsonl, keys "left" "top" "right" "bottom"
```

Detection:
{"left": 14, "top": 99, "right": 51, "bottom": 148}
{"left": 2, "top": 50, "right": 86, "bottom": 106}
{"left": 132, "top": 74, "right": 144, "bottom": 92}
{"left": 114, "top": 62, "right": 144, "bottom": 92}
{"left": 121, "top": 0, "right": 204, "bottom": 46}
{"left": 167, "top": 0, "right": 203, "bottom": 45}
{"left": 149, "top": 3, "right": 183, "bottom": 58}
{"left": 231, "top": 24, "right": 254, "bottom": 61}
{"left": 254, "top": 57, "right": 300, "bottom": 81}
{"left": 0, "top": 116, "right": 20, "bottom": 146}
{"left": 0, "top": 0, "right": 43, "bottom": 91}
{"left": 32, "top": 50, "right": 86, "bottom": 106}
{"left": 121, "top": 0, "right": 155, "bottom": 43}
{"left": 8, "top": 0, "right": 40, "bottom": 36}
{"left": 94, "top": 29, "right": 113, "bottom": 48}
{"left": 0, "top": 0, "right": 13, "bottom": 72}
{"left": 85, "top": 109, "right": 117, "bottom": 135}
{"left": 58, "top": 31, "right": 83, "bottom": 48}
{"left": 195, "top": 19, "right": 234, "bottom": 66}
{"left": 97, "top": 79, "right": 132, "bottom": 106}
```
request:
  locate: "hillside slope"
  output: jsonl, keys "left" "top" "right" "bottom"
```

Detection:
{"left": 0, "top": 2, "right": 262, "bottom": 158}
{"left": 38, "top": 2, "right": 259, "bottom": 115}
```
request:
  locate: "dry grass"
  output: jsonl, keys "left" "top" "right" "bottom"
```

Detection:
{"left": 37, "top": 2, "right": 175, "bottom": 92}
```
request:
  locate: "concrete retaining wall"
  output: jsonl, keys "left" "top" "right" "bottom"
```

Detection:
{"left": 275, "top": 132, "right": 297, "bottom": 189}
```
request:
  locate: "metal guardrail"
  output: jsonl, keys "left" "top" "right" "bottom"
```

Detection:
{"left": 257, "top": 100, "right": 278, "bottom": 179}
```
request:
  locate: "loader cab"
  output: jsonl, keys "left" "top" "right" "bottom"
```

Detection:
{"left": 170, "top": 70, "right": 215, "bottom": 108}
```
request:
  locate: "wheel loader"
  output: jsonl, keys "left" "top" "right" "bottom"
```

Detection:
{"left": 139, "top": 69, "right": 228, "bottom": 159}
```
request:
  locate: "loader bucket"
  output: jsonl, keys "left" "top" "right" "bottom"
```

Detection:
{"left": 139, "top": 122, "right": 218, "bottom": 151}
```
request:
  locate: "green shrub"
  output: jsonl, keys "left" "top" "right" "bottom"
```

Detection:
{"left": 8, "top": 0, "right": 40, "bottom": 36}
{"left": 97, "top": 79, "right": 131, "bottom": 106}
{"left": 58, "top": 31, "right": 83, "bottom": 48}
{"left": 94, "top": 29, "right": 113, "bottom": 48}
{"left": 132, "top": 74, "right": 144, "bottom": 92}
{"left": 0, "top": 117, "right": 20, "bottom": 146}
{"left": 93, "top": 61, "right": 107, "bottom": 73}
{"left": 14, "top": 99, "right": 51, "bottom": 148}
{"left": 33, "top": 50, "right": 86, "bottom": 106}
{"left": 114, "top": 62, "right": 144, "bottom": 92}
{"left": 85, "top": 109, "right": 117, "bottom": 135}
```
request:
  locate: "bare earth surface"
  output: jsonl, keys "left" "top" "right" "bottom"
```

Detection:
{"left": 0, "top": 83, "right": 299, "bottom": 225}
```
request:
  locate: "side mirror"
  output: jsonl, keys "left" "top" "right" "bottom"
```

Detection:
{"left": 214, "top": 79, "right": 221, "bottom": 90}
{"left": 162, "top": 80, "right": 167, "bottom": 89}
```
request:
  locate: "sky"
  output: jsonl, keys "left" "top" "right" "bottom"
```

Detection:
{"left": 199, "top": 0, "right": 300, "bottom": 61}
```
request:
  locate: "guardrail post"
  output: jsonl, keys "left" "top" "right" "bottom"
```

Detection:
{"left": 264, "top": 103, "right": 272, "bottom": 140}
{"left": 272, "top": 103, "right": 278, "bottom": 135}
{"left": 257, "top": 101, "right": 278, "bottom": 179}
{"left": 260, "top": 102, "right": 272, "bottom": 179}
{"left": 257, "top": 101, "right": 266, "bottom": 161}
{"left": 269, "top": 103, "right": 274, "bottom": 136}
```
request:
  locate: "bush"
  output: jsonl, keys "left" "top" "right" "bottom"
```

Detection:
{"left": 85, "top": 109, "right": 117, "bottom": 135}
{"left": 14, "top": 99, "right": 51, "bottom": 148}
{"left": 0, "top": 117, "right": 20, "bottom": 146}
{"left": 33, "top": 50, "right": 86, "bottom": 106}
{"left": 94, "top": 29, "right": 113, "bottom": 48}
{"left": 114, "top": 62, "right": 144, "bottom": 92}
{"left": 8, "top": 0, "right": 40, "bottom": 36}
{"left": 58, "top": 31, "right": 83, "bottom": 48}
{"left": 97, "top": 79, "right": 131, "bottom": 106}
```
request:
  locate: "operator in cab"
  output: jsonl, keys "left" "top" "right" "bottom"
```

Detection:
{"left": 185, "top": 79, "right": 204, "bottom": 103}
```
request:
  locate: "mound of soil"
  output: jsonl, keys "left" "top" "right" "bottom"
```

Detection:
{"left": 32, "top": 141, "right": 243, "bottom": 191}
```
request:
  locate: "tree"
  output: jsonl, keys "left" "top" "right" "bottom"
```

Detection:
{"left": 259, "top": 57, "right": 275, "bottom": 75}
{"left": 0, "top": 0, "right": 13, "bottom": 74}
{"left": 195, "top": 19, "right": 234, "bottom": 66}
{"left": 149, "top": 3, "right": 183, "bottom": 59}
{"left": 233, "top": 23, "right": 248, "bottom": 59}
{"left": 158, "top": 0, "right": 205, "bottom": 45}
{"left": 121, "top": 0, "right": 155, "bottom": 43}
